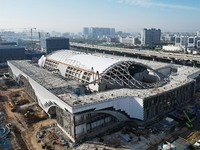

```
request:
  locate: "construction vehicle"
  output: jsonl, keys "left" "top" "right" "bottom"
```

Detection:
{"left": 8, "top": 101, "right": 16, "bottom": 112}
{"left": 8, "top": 101, "right": 14, "bottom": 108}
{"left": 183, "top": 111, "right": 196, "bottom": 128}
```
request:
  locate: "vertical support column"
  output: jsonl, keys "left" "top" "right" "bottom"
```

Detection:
{"left": 170, "top": 58, "right": 175, "bottom": 64}
{"left": 72, "top": 115, "right": 75, "bottom": 140}
{"left": 153, "top": 56, "right": 156, "bottom": 61}
{"left": 193, "top": 60, "right": 197, "bottom": 67}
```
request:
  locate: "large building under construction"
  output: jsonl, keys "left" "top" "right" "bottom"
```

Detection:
{"left": 7, "top": 50, "right": 200, "bottom": 142}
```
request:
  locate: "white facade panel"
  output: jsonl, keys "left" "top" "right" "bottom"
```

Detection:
{"left": 188, "top": 37, "right": 195, "bottom": 47}
{"left": 57, "top": 63, "right": 67, "bottom": 77}
{"left": 47, "top": 50, "right": 120, "bottom": 74}
{"left": 74, "top": 97, "right": 144, "bottom": 120}
{"left": 69, "top": 54, "right": 119, "bottom": 73}
{"left": 8, "top": 62, "right": 73, "bottom": 113}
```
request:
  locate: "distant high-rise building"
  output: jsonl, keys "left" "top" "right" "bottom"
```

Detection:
{"left": 0, "top": 36, "right": 2, "bottom": 44}
{"left": 170, "top": 36, "right": 176, "bottom": 43}
{"left": 181, "top": 37, "right": 188, "bottom": 47}
{"left": 188, "top": 37, "right": 195, "bottom": 47}
{"left": 62, "top": 32, "right": 70, "bottom": 38}
{"left": 162, "top": 34, "right": 175, "bottom": 43}
{"left": 118, "top": 36, "right": 141, "bottom": 45}
{"left": 45, "top": 32, "right": 51, "bottom": 38}
{"left": 133, "top": 37, "right": 141, "bottom": 45}
{"left": 107, "top": 37, "right": 119, "bottom": 43}
{"left": 116, "top": 31, "right": 123, "bottom": 36}
{"left": 197, "top": 40, "right": 200, "bottom": 49}
{"left": 175, "top": 36, "right": 188, "bottom": 47}
{"left": 195, "top": 37, "right": 200, "bottom": 48}
{"left": 83, "top": 27, "right": 115, "bottom": 38}
{"left": 175, "top": 37, "right": 181, "bottom": 46}
{"left": 141, "top": 28, "right": 161, "bottom": 47}
{"left": 83, "top": 27, "right": 90, "bottom": 36}
{"left": 119, "top": 36, "right": 133, "bottom": 44}
{"left": 176, "top": 36, "right": 200, "bottom": 48}
{"left": 197, "top": 31, "right": 200, "bottom": 37}
{"left": 46, "top": 37, "right": 69, "bottom": 54}
{"left": 0, "top": 46, "right": 25, "bottom": 62}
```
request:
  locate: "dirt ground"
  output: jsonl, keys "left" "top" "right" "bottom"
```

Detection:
{"left": 0, "top": 79, "right": 65, "bottom": 150}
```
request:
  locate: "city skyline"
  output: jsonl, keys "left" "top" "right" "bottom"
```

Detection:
{"left": 0, "top": 0, "right": 200, "bottom": 33}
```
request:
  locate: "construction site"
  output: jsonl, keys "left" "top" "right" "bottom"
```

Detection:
{"left": 0, "top": 49, "right": 199, "bottom": 149}
{"left": 1, "top": 76, "right": 200, "bottom": 150}
{"left": 0, "top": 77, "right": 74, "bottom": 150}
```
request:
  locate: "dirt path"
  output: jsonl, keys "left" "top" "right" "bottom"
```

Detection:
{"left": 1, "top": 89, "right": 29, "bottom": 131}
{"left": 28, "top": 119, "right": 57, "bottom": 150}
{"left": 0, "top": 88, "right": 55, "bottom": 150}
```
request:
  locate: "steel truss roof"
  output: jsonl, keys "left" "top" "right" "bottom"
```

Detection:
{"left": 99, "top": 61, "right": 169, "bottom": 89}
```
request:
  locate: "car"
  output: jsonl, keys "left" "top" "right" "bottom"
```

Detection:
{"left": 194, "top": 139, "right": 200, "bottom": 147}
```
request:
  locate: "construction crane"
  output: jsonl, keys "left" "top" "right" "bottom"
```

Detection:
{"left": 30, "top": 28, "right": 36, "bottom": 50}
{"left": 0, "top": 27, "right": 42, "bottom": 50}
{"left": 0, "top": 27, "right": 35, "bottom": 41}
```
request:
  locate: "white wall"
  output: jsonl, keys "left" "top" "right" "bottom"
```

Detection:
{"left": 57, "top": 63, "right": 67, "bottom": 77}
{"left": 8, "top": 62, "right": 73, "bottom": 114}
{"left": 74, "top": 96, "right": 144, "bottom": 120}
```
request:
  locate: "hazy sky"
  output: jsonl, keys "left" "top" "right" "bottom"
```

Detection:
{"left": 0, "top": 0, "right": 199, "bottom": 33}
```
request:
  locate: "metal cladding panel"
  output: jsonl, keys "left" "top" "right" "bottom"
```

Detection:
{"left": 69, "top": 54, "right": 119, "bottom": 73}
{"left": 0, "top": 47, "right": 25, "bottom": 61}
{"left": 46, "top": 50, "right": 120, "bottom": 74}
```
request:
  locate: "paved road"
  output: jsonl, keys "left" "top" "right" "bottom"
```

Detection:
{"left": 71, "top": 42, "right": 200, "bottom": 63}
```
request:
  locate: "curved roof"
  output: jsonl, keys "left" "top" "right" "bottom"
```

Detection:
{"left": 44, "top": 50, "right": 169, "bottom": 89}
{"left": 47, "top": 50, "right": 120, "bottom": 73}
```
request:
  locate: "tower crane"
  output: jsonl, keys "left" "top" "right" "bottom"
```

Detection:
{"left": 0, "top": 27, "right": 40, "bottom": 50}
